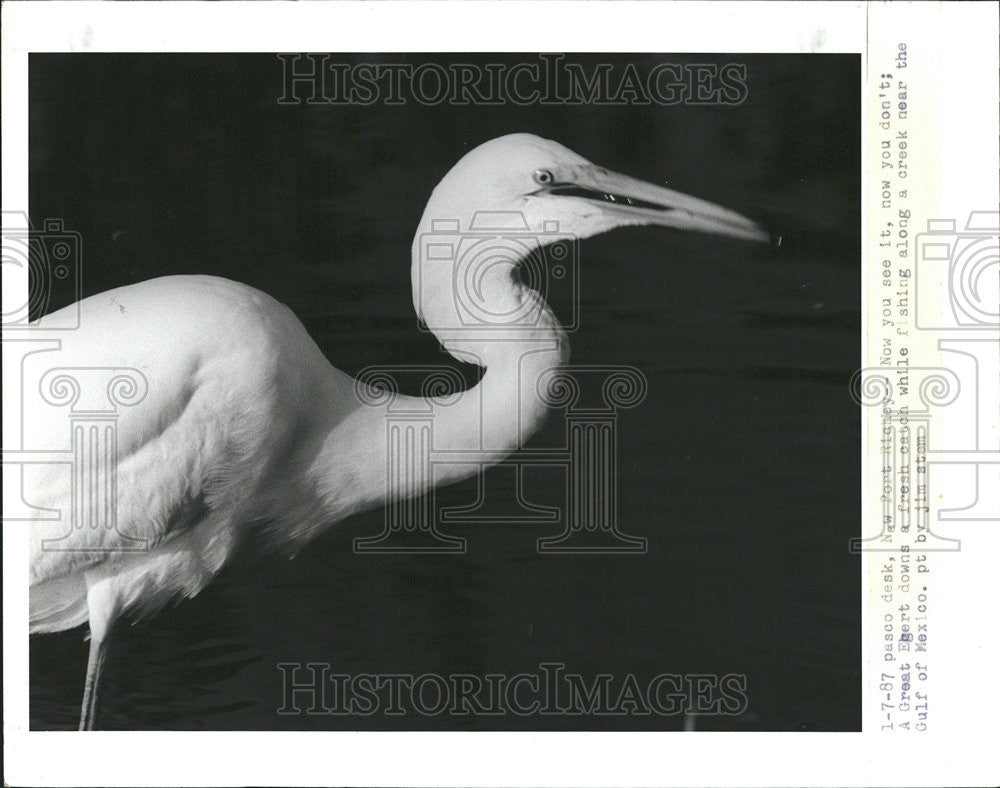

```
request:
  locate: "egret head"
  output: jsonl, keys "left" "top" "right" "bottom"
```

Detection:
{"left": 417, "top": 133, "right": 768, "bottom": 242}
{"left": 412, "top": 133, "right": 766, "bottom": 360}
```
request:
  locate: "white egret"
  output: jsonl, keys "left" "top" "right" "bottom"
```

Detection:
{"left": 25, "top": 133, "right": 766, "bottom": 729}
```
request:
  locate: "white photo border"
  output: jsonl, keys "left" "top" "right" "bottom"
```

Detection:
{"left": 3, "top": 2, "right": 998, "bottom": 786}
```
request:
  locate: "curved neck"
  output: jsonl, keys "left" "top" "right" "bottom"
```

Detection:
{"left": 407, "top": 196, "right": 571, "bottom": 482}
{"left": 304, "top": 198, "right": 571, "bottom": 537}
{"left": 309, "top": 309, "right": 567, "bottom": 532}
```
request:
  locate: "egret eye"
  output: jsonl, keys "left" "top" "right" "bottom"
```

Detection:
{"left": 533, "top": 169, "right": 554, "bottom": 185}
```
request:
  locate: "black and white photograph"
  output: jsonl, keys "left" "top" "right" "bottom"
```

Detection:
{"left": 3, "top": 3, "right": 998, "bottom": 787}
{"left": 24, "top": 50, "right": 860, "bottom": 732}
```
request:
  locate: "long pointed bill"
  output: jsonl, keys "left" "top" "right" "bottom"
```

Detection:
{"left": 541, "top": 165, "right": 769, "bottom": 243}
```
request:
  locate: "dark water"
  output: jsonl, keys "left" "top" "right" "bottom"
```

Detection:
{"left": 28, "top": 54, "right": 860, "bottom": 730}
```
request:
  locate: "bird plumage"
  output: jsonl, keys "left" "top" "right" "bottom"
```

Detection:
{"left": 29, "top": 276, "right": 355, "bottom": 634}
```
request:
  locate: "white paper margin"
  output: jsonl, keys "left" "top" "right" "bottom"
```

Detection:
{"left": 3, "top": 2, "right": 998, "bottom": 786}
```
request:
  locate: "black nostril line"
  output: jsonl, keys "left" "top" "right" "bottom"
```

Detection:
{"left": 547, "top": 184, "right": 670, "bottom": 212}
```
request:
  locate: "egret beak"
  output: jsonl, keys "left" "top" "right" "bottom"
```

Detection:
{"left": 538, "top": 165, "right": 769, "bottom": 243}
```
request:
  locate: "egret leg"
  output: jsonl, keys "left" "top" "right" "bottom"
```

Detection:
{"left": 78, "top": 632, "right": 110, "bottom": 731}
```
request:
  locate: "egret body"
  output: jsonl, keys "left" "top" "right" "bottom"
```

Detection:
{"left": 25, "top": 134, "right": 765, "bottom": 729}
